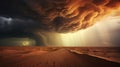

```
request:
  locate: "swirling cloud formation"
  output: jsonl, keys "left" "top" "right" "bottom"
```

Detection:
{"left": 22, "top": 0, "right": 120, "bottom": 32}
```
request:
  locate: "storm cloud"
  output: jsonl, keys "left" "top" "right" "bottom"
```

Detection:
{"left": 16, "top": 0, "right": 120, "bottom": 33}
{"left": 0, "top": 16, "right": 46, "bottom": 46}
{"left": 0, "top": 16, "right": 40, "bottom": 33}
{"left": 0, "top": 0, "right": 119, "bottom": 33}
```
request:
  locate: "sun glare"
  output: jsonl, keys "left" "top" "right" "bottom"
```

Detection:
{"left": 22, "top": 41, "right": 30, "bottom": 46}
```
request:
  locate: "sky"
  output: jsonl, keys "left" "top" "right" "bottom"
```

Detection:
{"left": 59, "top": 15, "right": 120, "bottom": 46}
{"left": 0, "top": 0, "right": 120, "bottom": 46}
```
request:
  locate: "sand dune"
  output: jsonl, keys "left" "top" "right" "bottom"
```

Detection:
{"left": 0, "top": 48, "right": 120, "bottom": 67}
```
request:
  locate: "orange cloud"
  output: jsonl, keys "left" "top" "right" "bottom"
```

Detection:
{"left": 22, "top": 0, "right": 120, "bottom": 32}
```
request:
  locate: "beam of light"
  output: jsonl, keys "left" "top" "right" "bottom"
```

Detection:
{"left": 60, "top": 30, "right": 86, "bottom": 46}
{"left": 59, "top": 13, "right": 120, "bottom": 46}
{"left": 94, "top": 15, "right": 120, "bottom": 46}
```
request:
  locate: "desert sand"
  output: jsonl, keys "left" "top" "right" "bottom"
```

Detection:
{"left": 0, "top": 47, "right": 120, "bottom": 67}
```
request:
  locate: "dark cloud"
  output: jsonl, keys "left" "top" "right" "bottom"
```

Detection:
{"left": 17, "top": 0, "right": 120, "bottom": 33}
{"left": 0, "top": 0, "right": 120, "bottom": 46}
{"left": 0, "top": 0, "right": 120, "bottom": 33}
{"left": 0, "top": 16, "right": 46, "bottom": 46}
{"left": 0, "top": 16, "right": 40, "bottom": 33}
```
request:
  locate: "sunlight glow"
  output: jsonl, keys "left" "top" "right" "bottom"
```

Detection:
{"left": 22, "top": 41, "right": 30, "bottom": 46}
{"left": 59, "top": 14, "right": 120, "bottom": 46}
